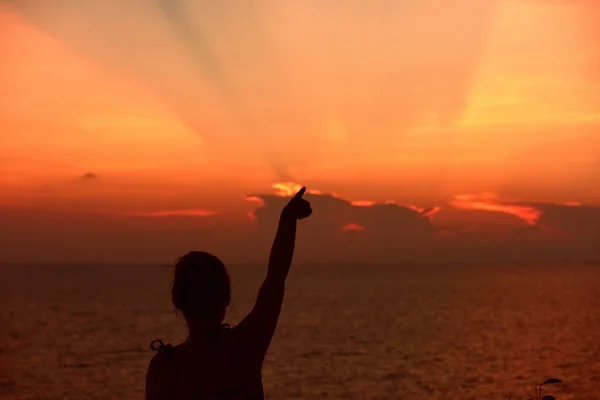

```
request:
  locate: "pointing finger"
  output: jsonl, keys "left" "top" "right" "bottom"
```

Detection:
{"left": 294, "top": 187, "right": 307, "bottom": 199}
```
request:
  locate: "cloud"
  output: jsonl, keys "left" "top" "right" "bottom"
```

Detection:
{"left": 124, "top": 209, "right": 215, "bottom": 218}
{"left": 351, "top": 200, "right": 375, "bottom": 207}
{"left": 271, "top": 182, "right": 323, "bottom": 197}
{"left": 2, "top": 181, "right": 598, "bottom": 264}
{"left": 422, "top": 206, "right": 442, "bottom": 218}
{"left": 79, "top": 172, "right": 99, "bottom": 180}
{"left": 534, "top": 203, "right": 600, "bottom": 236}
{"left": 342, "top": 222, "right": 365, "bottom": 232}
{"left": 245, "top": 184, "right": 600, "bottom": 263}
{"left": 449, "top": 193, "right": 541, "bottom": 225}
{"left": 245, "top": 183, "right": 439, "bottom": 263}
{"left": 244, "top": 195, "right": 265, "bottom": 205}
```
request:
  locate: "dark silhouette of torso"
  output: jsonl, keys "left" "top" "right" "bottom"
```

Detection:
{"left": 150, "top": 325, "right": 264, "bottom": 400}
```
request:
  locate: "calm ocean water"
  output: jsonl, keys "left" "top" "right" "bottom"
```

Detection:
{"left": 1, "top": 263, "right": 599, "bottom": 400}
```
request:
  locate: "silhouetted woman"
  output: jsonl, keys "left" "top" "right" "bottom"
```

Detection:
{"left": 145, "top": 187, "right": 312, "bottom": 399}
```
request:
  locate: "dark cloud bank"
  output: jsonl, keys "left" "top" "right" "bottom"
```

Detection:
{"left": 247, "top": 193, "right": 600, "bottom": 265}
{"left": 1, "top": 191, "right": 598, "bottom": 264}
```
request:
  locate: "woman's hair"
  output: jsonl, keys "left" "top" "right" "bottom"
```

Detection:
{"left": 171, "top": 251, "right": 231, "bottom": 321}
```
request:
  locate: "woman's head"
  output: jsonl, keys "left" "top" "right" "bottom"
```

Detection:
{"left": 171, "top": 251, "right": 231, "bottom": 324}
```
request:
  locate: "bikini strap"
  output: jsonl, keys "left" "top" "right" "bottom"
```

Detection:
{"left": 150, "top": 339, "right": 174, "bottom": 352}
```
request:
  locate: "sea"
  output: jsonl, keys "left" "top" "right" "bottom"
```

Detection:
{"left": 1, "top": 263, "right": 599, "bottom": 400}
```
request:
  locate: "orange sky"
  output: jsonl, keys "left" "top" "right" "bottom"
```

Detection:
{"left": 1, "top": 0, "right": 599, "bottom": 263}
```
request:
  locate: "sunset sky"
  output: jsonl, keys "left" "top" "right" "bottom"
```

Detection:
{"left": 1, "top": 0, "right": 599, "bottom": 263}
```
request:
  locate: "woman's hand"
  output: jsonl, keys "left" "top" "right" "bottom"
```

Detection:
{"left": 282, "top": 187, "right": 312, "bottom": 220}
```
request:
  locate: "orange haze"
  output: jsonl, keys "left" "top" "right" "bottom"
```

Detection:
{"left": 1, "top": 1, "right": 599, "bottom": 263}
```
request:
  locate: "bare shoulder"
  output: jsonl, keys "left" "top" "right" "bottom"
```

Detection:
{"left": 148, "top": 349, "right": 173, "bottom": 375}
{"left": 145, "top": 347, "right": 177, "bottom": 400}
